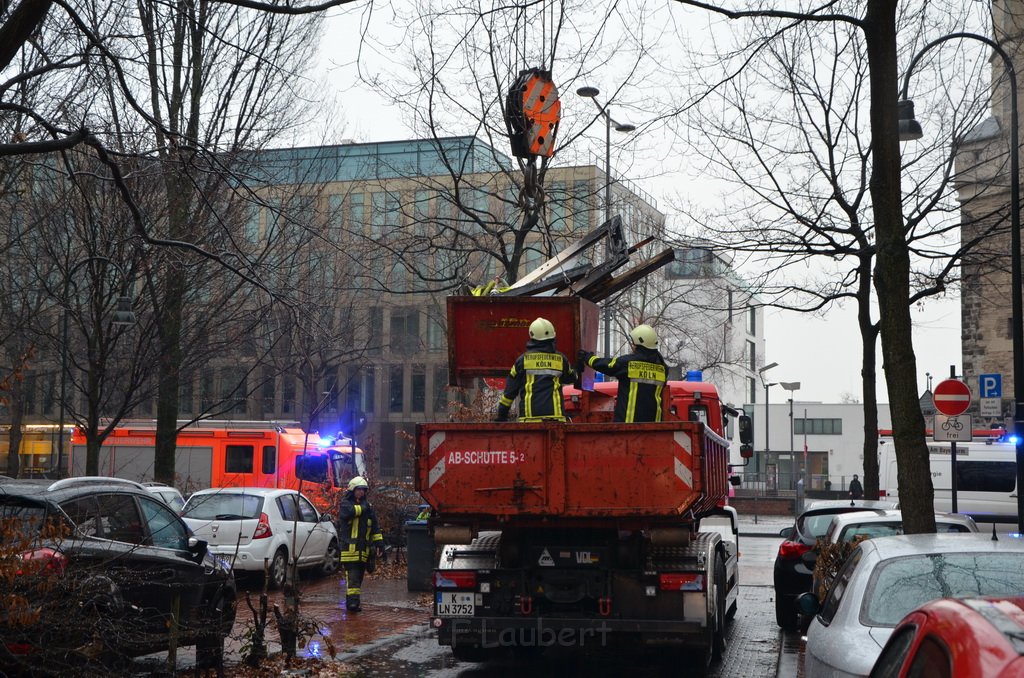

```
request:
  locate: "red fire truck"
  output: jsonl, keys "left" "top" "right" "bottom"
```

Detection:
{"left": 69, "top": 420, "right": 363, "bottom": 498}
{"left": 416, "top": 294, "right": 751, "bottom": 674}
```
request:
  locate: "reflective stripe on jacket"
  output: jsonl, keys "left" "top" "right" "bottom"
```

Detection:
{"left": 586, "top": 346, "right": 667, "bottom": 422}
{"left": 337, "top": 491, "right": 383, "bottom": 563}
{"left": 497, "top": 338, "right": 577, "bottom": 422}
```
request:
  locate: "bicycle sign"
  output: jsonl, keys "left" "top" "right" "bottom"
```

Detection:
{"left": 933, "top": 414, "right": 973, "bottom": 442}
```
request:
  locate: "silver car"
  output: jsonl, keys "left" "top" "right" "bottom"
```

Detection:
{"left": 823, "top": 510, "right": 978, "bottom": 546}
{"left": 800, "top": 533, "right": 1024, "bottom": 678}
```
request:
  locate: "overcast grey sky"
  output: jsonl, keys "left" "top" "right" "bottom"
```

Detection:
{"left": 315, "top": 3, "right": 976, "bottom": 405}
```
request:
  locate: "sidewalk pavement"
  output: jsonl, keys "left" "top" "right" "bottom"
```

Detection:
{"left": 735, "top": 512, "right": 792, "bottom": 538}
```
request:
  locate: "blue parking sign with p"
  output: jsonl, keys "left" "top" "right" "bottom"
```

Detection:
{"left": 980, "top": 374, "right": 1002, "bottom": 398}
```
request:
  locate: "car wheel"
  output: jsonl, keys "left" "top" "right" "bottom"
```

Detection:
{"left": 321, "top": 539, "right": 340, "bottom": 577}
{"left": 775, "top": 594, "right": 798, "bottom": 630}
{"left": 267, "top": 547, "right": 288, "bottom": 590}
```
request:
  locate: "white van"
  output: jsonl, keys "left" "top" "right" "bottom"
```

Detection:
{"left": 878, "top": 439, "right": 1017, "bottom": 518}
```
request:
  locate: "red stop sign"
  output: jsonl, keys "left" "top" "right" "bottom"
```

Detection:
{"left": 933, "top": 379, "right": 972, "bottom": 416}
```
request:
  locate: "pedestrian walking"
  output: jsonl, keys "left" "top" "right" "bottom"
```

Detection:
{"left": 578, "top": 324, "right": 668, "bottom": 423}
{"left": 337, "top": 476, "right": 384, "bottom": 613}
{"left": 496, "top": 317, "right": 577, "bottom": 422}
{"left": 848, "top": 474, "right": 864, "bottom": 500}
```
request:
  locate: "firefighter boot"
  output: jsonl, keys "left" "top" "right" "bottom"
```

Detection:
{"left": 346, "top": 594, "right": 361, "bottom": 613}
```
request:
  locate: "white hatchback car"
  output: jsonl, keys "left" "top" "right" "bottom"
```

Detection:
{"left": 800, "top": 533, "right": 1024, "bottom": 677}
{"left": 181, "top": 487, "right": 339, "bottom": 589}
{"left": 142, "top": 482, "right": 186, "bottom": 511}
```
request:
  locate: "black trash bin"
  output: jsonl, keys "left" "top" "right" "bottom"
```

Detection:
{"left": 405, "top": 520, "right": 435, "bottom": 592}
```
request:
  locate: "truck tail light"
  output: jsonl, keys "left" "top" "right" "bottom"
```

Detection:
{"left": 878, "top": 489, "right": 887, "bottom": 497}
{"left": 16, "top": 547, "right": 68, "bottom": 576}
{"left": 777, "top": 541, "right": 812, "bottom": 560}
{"left": 434, "top": 570, "right": 476, "bottom": 589}
{"left": 252, "top": 513, "right": 273, "bottom": 539}
{"left": 659, "top": 573, "right": 705, "bottom": 591}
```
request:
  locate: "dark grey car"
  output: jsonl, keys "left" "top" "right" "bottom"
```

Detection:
{"left": 0, "top": 477, "right": 236, "bottom": 674}
{"left": 772, "top": 498, "right": 898, "bottom": 629}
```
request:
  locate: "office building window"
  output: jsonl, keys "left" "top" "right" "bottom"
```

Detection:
{"left": 749, "top": 377, "right": 757, "bottom": 404}
{"left": 412, "top": 365, "right": 426, "bottom": 413}
{"left": 391, "top": 308, "right": 421, "bottom": 354}
{"left": 794, "top": 418, "right": 843, "bottom": 435}
{"left": 747, "top": 340, "right": 756, "bottom": 372}
{"left": 747, "top": 307, "right": 756, "bottom": 336}
{"left": 282, "top": 376, "right": 295, "bottom": 414}
{"left": 389, "top": 365, "right": 404, "bottom": 413}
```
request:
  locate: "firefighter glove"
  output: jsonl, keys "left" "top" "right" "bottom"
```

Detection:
{"left": 577, "top": 349, "right": 594, "bottom": 365}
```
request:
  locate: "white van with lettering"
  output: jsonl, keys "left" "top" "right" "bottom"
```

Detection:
{"left": 878, "top": 438, "right": 1017, "bottom": 519}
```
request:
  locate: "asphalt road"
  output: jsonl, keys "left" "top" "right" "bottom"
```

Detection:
{"left": 133, "top": 528, "right": 801, "bottom": 676}
{"left": 329, "top": 533, "right": 793, "bottom": 678}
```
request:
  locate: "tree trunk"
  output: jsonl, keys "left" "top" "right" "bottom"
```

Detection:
{"left": 6, "top": 376, "right": 23, "bottom": 477}
{"left": 864, "top": 0, "right": 935, "bottom": 533}
{"left": 856, "top": 258, "right": 881, "bottom": 499}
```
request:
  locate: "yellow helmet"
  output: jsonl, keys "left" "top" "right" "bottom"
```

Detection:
{"left": 348, "top": 476, "right": 369, "bottom": 491}
{"left": 529, "top": 317, "right": 556, "bottom": 340}
{"left": 630, "top": 324, "right": 658, "bottom": 349}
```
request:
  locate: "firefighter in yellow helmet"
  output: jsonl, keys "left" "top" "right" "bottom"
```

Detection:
{"left": 578, "top": 324, "right": 668, "bottom": 422}
{"left": 496, "top": 317, "right": 578, "bottom": 422}
{"left": 337, "top": 476, "right": 383, "bottom": 612}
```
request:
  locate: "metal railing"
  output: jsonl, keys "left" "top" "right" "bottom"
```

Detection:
{"left": 733, "top": 471, "right": 862, "bottom": 497}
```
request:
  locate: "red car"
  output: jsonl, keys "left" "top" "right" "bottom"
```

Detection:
{"left": 870, "top": 596, "right": 1024, "bottom": 678}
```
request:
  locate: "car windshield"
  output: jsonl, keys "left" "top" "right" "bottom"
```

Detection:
{"left": 802, "top": 512, "right": 850, "bottom": 538}
{"left": 153, "top": 490, "right": 185, "bottom": 511}
{"left": 181, "top": 493, "right": 263, "bottom": 520}
{"left": 840, "top": 523, "right": 902, "bottom": 542}
{"left": 864, "top": 552, "right": 1024, "bottom": 626}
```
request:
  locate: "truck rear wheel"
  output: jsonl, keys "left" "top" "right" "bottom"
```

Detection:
{"left": 712, "top": 554, "right": 728, "bottom": 660}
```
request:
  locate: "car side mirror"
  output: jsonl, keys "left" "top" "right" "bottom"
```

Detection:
{"left": 796, "top": 591, "right": 820, "bottom": 616}
{"left": 320, "top": 513, "right": 334, "bottom": 524}
{"left": 780, "top": 526, "right": 795, "bottom": 539}
{"left": 188, "top": 536, "right": 208, "bottom": 563}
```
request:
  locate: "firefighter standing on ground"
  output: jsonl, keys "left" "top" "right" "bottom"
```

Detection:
{"left": 496, "top": 317, "right": 578, "bottom": 422}
{"left": 338, "top": 476, "right": 383, "bottom": 613}
{"left": 578, "top": 324, "right": 668, "bottom": 423}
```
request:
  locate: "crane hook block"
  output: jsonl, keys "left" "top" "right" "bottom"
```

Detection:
{"left": 506, "top": 69, "right": 561, "bottom": 159}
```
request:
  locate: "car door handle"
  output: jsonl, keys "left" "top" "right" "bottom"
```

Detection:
{"left": 286, "top": 528, "right": 293, "bottom": 533}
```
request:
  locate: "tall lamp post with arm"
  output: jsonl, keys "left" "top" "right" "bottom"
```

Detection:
{"left": 56, "top": 256, "right": 136, "bottom": 477}
{"left": 897, "top": 32, "right": 1024, "bottom": 534}
{"left": 781, "top": 381, "right": 801, "bottom": 487}
{"left": 576, "top": 86, "right": 636, "bottom": 356}
{"left": 758, "top": 362, "right": 779, "bottom": 474}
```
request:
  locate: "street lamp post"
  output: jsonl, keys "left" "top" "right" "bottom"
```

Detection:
{"left": 781, "top": 381, "right": 801, "bottom": 486}
{"left": 758, "top": 362, "right": 779, "bottom": 473}
{"left": 898, "top": 32, "right": 1024, "bottom": 534}
{"left": 56, "top": 256, "right": 135, "bottom": 477}
{"left": 576, "top": 86, "right": 636, "bottom": 356}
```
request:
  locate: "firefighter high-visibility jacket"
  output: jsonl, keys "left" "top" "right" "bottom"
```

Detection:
{"left": 338, "top": 490, "right": 383, "bottom": 563}
{"left": 583, "top": 345, "right": 668, "bottom": 422}
{"left": 497, "top": 338, "right": 577, "bottom": 422}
